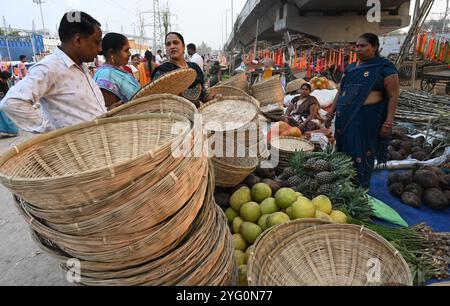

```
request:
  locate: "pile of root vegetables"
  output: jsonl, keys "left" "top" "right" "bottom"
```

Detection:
{"left": 387, "top": 127, "right": 447, "bottom": 162}
{"left": 388, "top": 167, "right": 450, "bottom": 210}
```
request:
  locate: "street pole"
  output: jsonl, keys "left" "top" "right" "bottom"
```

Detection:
{"left": 153, "top": 0, "right": 157, "bottom": 52}
{"left": 411, "top": 0, "right": 421, "bottom": 90}
{"left": 231, "top": 0, "right": 234, "bottom": 33}
{"left": 33, "top": 0, "right": 46, "bottom": 35}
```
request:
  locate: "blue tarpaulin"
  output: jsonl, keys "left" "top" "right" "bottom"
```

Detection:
{"left": 369, "top": 170, "right": 450, "bottom": 232}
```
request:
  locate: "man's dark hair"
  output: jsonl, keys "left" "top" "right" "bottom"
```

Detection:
{"left": 187, "top": 43, "right": 196, "bottom": 52}
{"left": 99, "top": 33, "right": 127, "bottom": 57}
{"left": 165, "top": 32, "right": 185, "bottom": 45}
{"left": 19, "top": 55, "right": 27, "bottom": 61}
{"left": 157, "top": 49, "right": 162, "bottom": 54}
{"left": 58, "top": 11, "right": 101, "bottom": 43}
{"left": 360, "top": 33, "right": 380, "bottom": 57}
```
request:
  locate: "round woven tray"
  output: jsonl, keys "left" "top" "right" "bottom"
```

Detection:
{"left": 199, "top": 96, "right": 259, "bottom": 132}
{"left": 131, "top": 68, "right": 196, "bottom": 100}
{"left": 207, "top": 85, "right": 250, "bottom": 99}
{"left": 0, "top": 114, "right": 191, "bottom": 210}
{"left": 249, "top": 224, "right": 413, "bottom": 286}
{"left": 270, "top": 136, "right": 315, "bottom": 153}
{"left": 101, "top": 94, "right": 197, "bottom": 122}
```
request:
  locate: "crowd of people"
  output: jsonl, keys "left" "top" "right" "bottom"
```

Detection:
{"left": 0, "top": 10, "right": 400, "bottom": 189}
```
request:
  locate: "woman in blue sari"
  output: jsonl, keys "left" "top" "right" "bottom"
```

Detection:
{"left": 94, "top": 33, "right": 141, "bottom": 110}
{"left": 325, "top": 33, "right": 400, "bottom": 188}
{"left": 0, "top": 71, "right": 18, "bottom": 137}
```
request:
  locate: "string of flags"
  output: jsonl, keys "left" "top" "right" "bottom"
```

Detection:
{"left": 416, "top": 33, "right": 450, "bottom": 64}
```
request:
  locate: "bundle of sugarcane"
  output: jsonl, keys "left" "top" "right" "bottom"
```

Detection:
{"left": 396, "top": 90, "right": 450, "bottom": 133}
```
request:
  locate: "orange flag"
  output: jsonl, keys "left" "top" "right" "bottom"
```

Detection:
{"left": 349, "top": 51, "right": 353, "bottom": 64}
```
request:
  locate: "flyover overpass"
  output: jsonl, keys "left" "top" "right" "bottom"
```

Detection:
{"left": 227, "top": 0, "right": 412, "bottom": 48}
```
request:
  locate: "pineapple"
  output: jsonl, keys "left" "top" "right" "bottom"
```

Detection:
{"left": 313, "top": 160, "right": 332, "bottom": 172}
{"left": 279, "top": 167, "right": 296, "bottom": 180}
{"left": 286, "top": 175, "right": 303, "bottom": 187}
{"left": 304, "top": 158, "right": 318, "bottom": 171}
{"left": 316, "top": 172, "right": 334, "bottom": 185}
{"left": 317, "top": 184, "right": 335, "bottom": 195}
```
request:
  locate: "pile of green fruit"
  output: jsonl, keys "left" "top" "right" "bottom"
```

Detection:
{"left": 225, "top": 183, "right": 348, "bottom": 286}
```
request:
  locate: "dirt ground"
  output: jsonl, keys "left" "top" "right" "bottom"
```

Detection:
{"left": 0, "top": 132, "right": 69, "bottom": 286}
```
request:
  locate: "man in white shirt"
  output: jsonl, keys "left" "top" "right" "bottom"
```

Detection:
{"left": 187, "top": 44, "right": 204, "bottom": 71}
{"left": 155, "top": 49, "right": 163, "bottom": 64}
{"left": 0, "top": 11, "right": 106, "bottom": 133}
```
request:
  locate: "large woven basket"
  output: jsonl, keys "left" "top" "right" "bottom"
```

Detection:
{"left": 102, "top": 94, "right": 197, "bottom": 122}
{"left": 248, "top": 223, "right": 413, "bottom": 286}
{"left": 212, "top": 156, "right": 259, "bottom": 188}
{"left": 25, "top": 163, "right": 235, "bottom": 286}
{"left": 285, "top": 78, "right": 306, "bottom": 94}
{"left": 14, "top": 159, "right": 208, "bottom": 264}
{"left": 247, "top": 219, "right": 331, "bottom": 285}
{"left": 251, "top": 75, "right": 284, "bottom": 107}
{"left": 220, "top": 73, "right": 249, "bottom": 92}
{"left": 207, "top": 85, "right": 250, "bottom": 99}
{"left": 0, "top": 114, "right": 191, "bottom": 209}
{"left": 131, "top": 68, "right": 196, "bottom": 100}
{"left": 270, "top": 136, "right": 315, "bottom": 170}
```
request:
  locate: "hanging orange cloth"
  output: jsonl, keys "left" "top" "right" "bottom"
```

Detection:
{"left": 420, "top": 33, "right": 427, "bottom": 54}
{"left": 353, "top": 51, "right": 357, "bottom": 63}
{"left": 349, "top": 51, "right": 353, "bottom": 64}
{"left": 138, "top": 62, "right": 150, "bottom": 86}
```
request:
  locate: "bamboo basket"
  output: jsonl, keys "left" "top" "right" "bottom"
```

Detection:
{"left": 199, "top": 96, "right": 260, "bottom": 133}
{"left": 20, "top": 128, "right": 204, "bottom": 226}
{"left": 249, "top": 224, "right": 413, "bottom": 286}
{"left": 14, "top": 159, "right": 208, "bottom": 264}
{"left": 199, "top": 96, "right": 263, "bottom": 159}
{"left": 219, "top": 73, "right": 249, "bottom": 92}
{"left": 131, "top": 68, "right": 196, "bottom": 100}
{"left": 270, "top": 136, "right": 314, "bottom": 171}
{"left": 247, "top": 219, "right": 331, "bottom": 285}
{"left": 212, "top": 156, "right": 259, "bottom": 188}
{"left": 28, "top": 162, "right": 234, "bottom": 286}
{"left": 0, "top": 114, "right": 191, "bottom": 210}
{"left": 251, "top": 75, "right": 284, "bottom": 107}
{"left": 102, "top": 94, "right": 197, "bottom": 122}
{"left": 207, "top": 85, "right": 250, "bottom": 99}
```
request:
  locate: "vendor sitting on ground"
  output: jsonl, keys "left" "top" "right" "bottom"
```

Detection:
{"left": 282, "top": 83, "right": 323, "bottom": 133}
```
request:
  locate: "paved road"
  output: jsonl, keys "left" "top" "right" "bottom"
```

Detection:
{"left": 0, "top": 132, "right": 68, "bottom": 286}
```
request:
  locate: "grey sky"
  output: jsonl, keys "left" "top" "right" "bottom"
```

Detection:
{"left": 2, "top": 0, "right": 247, "bottom": 49}
{"left": 2, "top": 0, "right": 449, "bottom": 50}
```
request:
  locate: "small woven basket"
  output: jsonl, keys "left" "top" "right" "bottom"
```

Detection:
{"left": 220, "top": 73, "right": 249, "bottom": 92}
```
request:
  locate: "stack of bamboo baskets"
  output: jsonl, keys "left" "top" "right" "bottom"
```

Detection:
{"left": 0, "top": 95, "right": 235, "bottom": 286}
{"left": 199, "top": 96, "right": 269, "bottom": 187}
{"left": 219, "top": 73, "right": 249, "bottom": 93}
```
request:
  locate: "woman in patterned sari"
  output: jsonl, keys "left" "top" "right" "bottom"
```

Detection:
{"left": 325, "top": 33, "right": 400, "bottom": 188}
{"left": 152, "top": 32, "right": 216, "bottom": 108}
{"left": 94, "top": 33, "right": 141, "bottom": 110}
